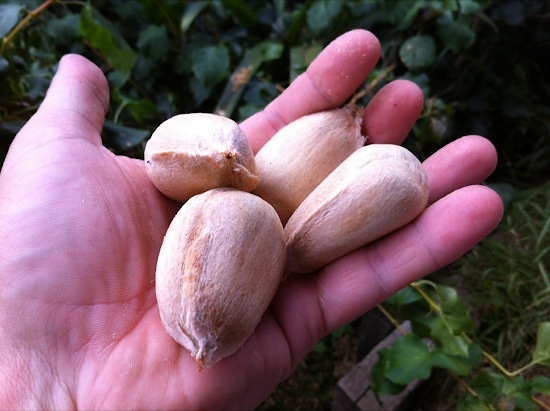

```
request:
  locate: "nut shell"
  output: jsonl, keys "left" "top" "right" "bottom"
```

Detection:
{"left": 285, "top": 144, "right": 429, "bottom": 274}
{"left": 145, "top": 113, "right": 259, "bottom": 203}
{"left": 253, "top": 106, "right": 365, "bottom": 223}
{"left": 155, "top": 188, "right": 286, "bottom": 367}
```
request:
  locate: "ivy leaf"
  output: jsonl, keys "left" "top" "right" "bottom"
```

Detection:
{"left": 306, "top": 0, "right": 343, "bottom": 33}
{"left": 290, "top": 42, "right": 323, "bottom": 82}
{"left": 191, "top": 45, "right": 230, "bottom": 89}
{"left": 136, "top": 25, "right": 170, "bottom": 61}
{"left": 181, "top": 1, "right": 210, "bottom": 33}
{"left": 502, "top": 377, "right": 538, "bottom": 411}
{"left": 385, "top": 285, "right": 423, "bottom": 306}
{"left": 437, "top": 13, "right": 476, "bottom": 53}
{"left": 79, "top": 5, "right": 136, "bottom": 85}
{"left": 370, "top": 348, "right": 407, "bottom": 396}
{"left": 530, "top": 375, "right": 550, "bottom": 395}
{"left": 189, "top": 79, "right": 211, "bottom": 105}
{"left": 399, "top": 35, "right": 435, "bottom": 73}
{"left": 383, "top": 334, "right": 434, "bottom": 385}
{"left": 431, "top": 343, "right": 482, "bottom": 376}
{"left": 261, "top": 41, "right": 284, "bottom": 62}
{"left": 221, "top": 0, "right": 259, "bottom": 27}
{"left": 431, "top": 316, "right": 471, "bottom": 356}
{"left": 435, "top": 284, "right": 477, "bottom": 333}
{"left": 215, "top": 40, "right": 282, "bottom": 118}
{"left": 124, "top": 98, "right": 157, "bottom": 124}
{"left": 459, "top": 0, "right": 481, "bottom": 15}
{"left": 102, "top": 121, "right": 149, "bottom": 152}
{"left": 0, "top": 55, "right": 9, "bottom": 79}
{"left": 0, "top": 4, "right": 23, "bottom": 38}
{"left": 238, "top": 80, "right": 278, "bottom": 120}
{"left": 458, "top": 371, "right": 500, "bottom": 410}
{"left": 45, "top": 13, "right": 80, "bottom": 47}
{"left": 533, "top": 322, "right": 550, "bottom": 366}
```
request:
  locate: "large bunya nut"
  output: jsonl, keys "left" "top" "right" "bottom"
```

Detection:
{"left": 155, "top": 188, "right": 286, "bottom": 368}
{"left": 144, "top": 113, "right": 259, "bottom": 203}
{"left": 285, "top": 144, "right": 429, "bottom": 274}
{"left": 253, "top": 106, "right": 365, "bottom": 224}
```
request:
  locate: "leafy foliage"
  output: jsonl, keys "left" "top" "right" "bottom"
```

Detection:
{"left": 1, "top": 2, "right": 549, "bottom": 408}
{"left": 372, "top": 181, "right": 550, "bottom": 409}
{"left": 374, "top": 281, "right": 550, "bottom": 410}
{"left": 1, "top": 0, "right": 549, "bottom": 185}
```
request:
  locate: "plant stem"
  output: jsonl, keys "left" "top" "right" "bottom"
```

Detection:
{"left": 412, "top": 281, "right": 540, "bottom": 378}
{"left": 532, "top": 395, "right": 550, "bottom": 411}
{"left": 455, "top": 375, "right": 478, "bottom": 398}
{"left": 410, "top": 281, "right": 441, "bottom": 312}
{"left": 377, "top": 304, "right": 409, "bottom": 336}
{"left": 0, "top": 0, "right": 58, "bottom": 55}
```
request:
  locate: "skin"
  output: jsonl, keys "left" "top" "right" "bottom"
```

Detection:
{"left": 0, "top": 29, "right": 503, "bottom": 410}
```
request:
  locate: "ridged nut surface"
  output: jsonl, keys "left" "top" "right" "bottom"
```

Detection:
{"left": 155, "top": 188, "right": 286, "bottom": 367}
{"left": 145, "top": 113, "right": 259, "bottom": 203}
{"left": 253, "top": 106, "right": 365, "bottom": 223}
{"left": 285, "top": 144, "right": 429, "bottom": 274}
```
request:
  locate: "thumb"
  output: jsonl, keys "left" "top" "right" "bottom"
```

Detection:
{"left": 16, "top": 54, "right": 110, "bottom": 147}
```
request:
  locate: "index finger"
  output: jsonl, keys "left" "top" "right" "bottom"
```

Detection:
{"left": 240, "top": 29, "right": 381, "bottom": 152}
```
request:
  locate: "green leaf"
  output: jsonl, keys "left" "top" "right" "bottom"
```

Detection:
{"left": 102, "top": 121, "right": 149, "bottom": 151}
{"left": 306, "top": 0, "right": 343, "bottom": 33}
{"left": 371, "top": 348, "right": 407, "bottom": 396}
{"left": 191, "top": 44, "right": 230, "bottom": 89}
{"left": 238, "top": 80, "right": 278, "bottom": 120}
{"left": 437, "top": 14, "right": 476, "bottom": 53}
{"left": 400, "top": 72, "right": 430, "bottom": 96}
{"left": 215, "top": 40, "right": 282, "bottom": 117}
{"left": 384, "top": 334, "right": 434, "bottom": 385}
{"left": 459, "top": 0, "right": 481, "bottom": 15}
{"left": 431, "top": 343, "right": 482, "bottom": 376}
{"left": 136, "top": 25, "right": 170, "bottom": 60}
{"left": 189, "top": 79, "right": 210, "bottom": 105}
{"left": 533, "top": 322, "right": 550, "bottom": 366}
{"left": 500, "top": 377, "right": 538, "bottom": 411}
{"left": 384, "top": 0, "right": 426, "bottom": 29}
{"left": 221, "top": 0, "right": 259, "bottom": 27}
{"left": 79, "top": 5, "right": 136, "bottom": 85}
{"left": 125, "top": 98, "right": 157, "bottom": 124}
{"left": 0, "top": 55, "right": 9, "bottom": 79}
{"left": 530, "top": 375, "right": 550, "bottom": 394}
{"left": 431, "top": 316, "right": 471, "bottom": 356}
{"left": 458, "top": 371, "right": 500, "bottom": 410}
{"left": 289, "top": 42, "right": 322, "bottom": 82}
{"left": 180, "top": 1, "right": 210, "bottom": 33}
{"left": 385, "top": 285, "right": 422, "bottom": 306}
{"left": 399, "top": 35, "right": 436, "bottom": 73}
{"left": 44, "top": 13, "right": 81, "bottom": 48}
{"left": 313, "top": 340, "right": 327, "bottom": 353}
{"left": 261, "top": 41, "right": 284, "bottom": 62}
{"left": 0, "top": 4, "right": 23, "bottom": 38}
{"left": 484, "top": 182, "right": 516, "bottom": 209}
{"left": 435, "top": 284, "right": 477, "bottom": 333}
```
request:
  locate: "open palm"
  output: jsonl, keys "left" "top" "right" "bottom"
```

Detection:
{"left": 0, "top": 30, "right": 503, "bottom": 410}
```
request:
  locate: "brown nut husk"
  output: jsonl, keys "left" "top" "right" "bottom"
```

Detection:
{"left": 253, "top": 106, "right": 365, "bottom": 224}
{"left": 155, "top": 188, "right": 285, "bottom": 367}
{"left": 285, "top": 144, "right": 429, "bottom": 274}
{"left": 145, "top": 113, "right": 259, "bottom": 203}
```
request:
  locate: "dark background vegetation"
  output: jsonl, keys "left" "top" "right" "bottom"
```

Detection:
{"left": 1, "top": 1, "right": 549, "bottom": 409}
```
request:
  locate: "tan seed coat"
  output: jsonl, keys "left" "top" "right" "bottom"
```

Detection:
{"left": 253, "top": 106, "right": 365, "bottom": 223}
{"left": 145, "top": 113, "right": 258, "bottom": 203}
{"left": 285, "top": 144, "right": 429, "bottom": 274}
{"left": 155, "top": 188, "right": 286, "bottom": 367}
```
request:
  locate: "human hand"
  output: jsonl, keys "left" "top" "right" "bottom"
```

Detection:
{"left": 0, "top": 29, "right": 503, "bottom": 410}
